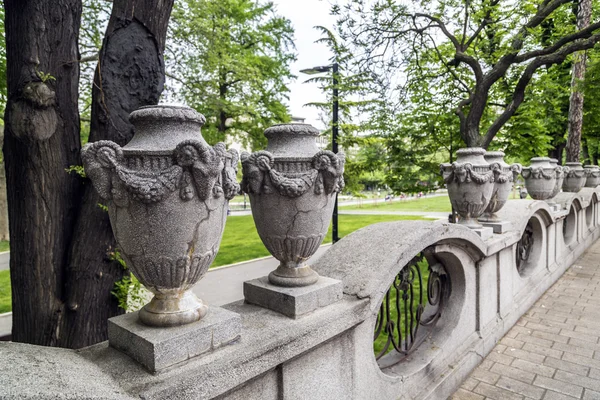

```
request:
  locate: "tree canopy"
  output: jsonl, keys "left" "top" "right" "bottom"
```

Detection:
{"left": 167, "top": 0, "right": 296, "bottom": 150}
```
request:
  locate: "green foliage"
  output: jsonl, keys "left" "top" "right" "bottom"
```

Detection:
{"left": 0, "top": 6, "right": 6, "bottom": 122}
{"left": 97, "top": 203, "right": 108, "bottom": 212}
{"left": 303, "top": 26, "right": 385, "bottom": 194}
{"left": 108, "top": 249, "right": 146, "bottom": 311}
{"left": 167, "top": 0, "right": 296, "bottom": 149}
{"left": 65, "top": 165, "right": 86, "bottom": 178}
{"left": 79, "top": 0, "right": 111, "bottom": 145}
{"left": 334, "top": 0, "right": 600, "bottom": 151}
{"left": 35, "top": 69, "right": 56, "bottom": 83}
{"left": 0, "top": 269, "right": 10, "bottom": 314}
{"left": 111, "top": 273, "right": 146, "bottom": 312}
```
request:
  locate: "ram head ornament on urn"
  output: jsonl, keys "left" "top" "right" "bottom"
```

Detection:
{"left": 241, "top": 124, "right": 345, "bottom": 287}
{"left": 440, "top": 148, "right": 495, "bottom": 229}
{"left": 81, "top": 105, "right": 239, "bottom": 327}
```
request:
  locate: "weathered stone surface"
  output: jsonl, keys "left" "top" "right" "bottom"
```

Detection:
{"left": 241, "top": 124, "right": 344, "bottom": 287}
{"left": 108, "top": 306, "right": 241, "bottom": 372}
{"left": 2, "top": 196, "right": 600, "bottom": 400}
{"left": 522, "top": 157, "right": 559, "bottom": 200}
{"left": 472, "top": 226, "right": 494, "bottom": 240}
{"left": 81, "top": 105, "right": 240, "bottom": 327}
{"left": 441, "top": 148, "right": 495, "bottom": 229}
{"left": 0, "top": 342, "right": 133, "bottom": 399}
{"left": 481, "top": 151, "right": 521, "bottom": 222}
{"left": 563, "top": 162, "right": 586, "bottom": 193}
{"left": 243, "top": 275, "right": 343, "bottom": 318}
{"left": 481, "top": 220, "right": 513, "bottom": 234}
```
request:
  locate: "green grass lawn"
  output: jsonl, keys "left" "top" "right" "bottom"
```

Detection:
{"left": 0, "top": 241, "right": 9, "bottom": 252}
{"left": 0, "top": 270, "right": 10, "bottom": 313}
{"left": 0, "top": 216, "right": 432, "bottom": 313}
{"left": 342, "top": 195, "right": 452, "bottom": 213}
{"left": 212, "top": 214, "right": 432, "bottom": 267}
{"left": 373, "top": 257, "right": 430, "bottom": 358}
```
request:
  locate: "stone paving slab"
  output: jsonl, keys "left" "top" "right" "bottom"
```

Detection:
{"left": 452, "top": 239, "right": 600, "bottom": 400}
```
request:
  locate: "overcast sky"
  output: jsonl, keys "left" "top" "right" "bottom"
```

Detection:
{"left": 271, "top": 0, "right": 337, "bottom": 129}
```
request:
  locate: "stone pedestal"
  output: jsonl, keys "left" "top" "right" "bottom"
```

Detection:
{"left": 472, "top": 226, "right": 494, "bottom": 240}
{"left": 481, "top": 221, "right": 513, "bottom": 234}
{"left": 108, "top": 306, "right": 241, "bottom": 372}
{"left": 244, "top": 276, "right": 343, "bottom": 318}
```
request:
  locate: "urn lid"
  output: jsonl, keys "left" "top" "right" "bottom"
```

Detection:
{"left": 264, "top": 123, "right": 321, "bottom": 158}
{"left": 124, "top": 105, "right": 208, "bottom": 153}
{"left": 454, "top": 147, "right": 487, "bottom": 166}
{"left": 549, "top": 158, "right": 558, "bottom": 166}
{"left": 484, "top": 151, "right": 507, "bottom": 167}
{"left": 528, "top": 157, "right": 554, "bottom": 169}
{"left": 565, "top": 162, "right": 583, "bottom": 170}
{"left": 584, "top": 165, "right": 600, "bottom": 170}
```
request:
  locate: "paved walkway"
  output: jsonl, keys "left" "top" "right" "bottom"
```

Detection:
{"left": 453, "top": 240, "right": 600, "bottom": 400}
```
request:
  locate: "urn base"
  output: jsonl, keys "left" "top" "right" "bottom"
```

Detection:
{"left": 139, "top": 290, "right": 208, "bottom": 327}
{"left": 268, "top": 265, "right": 319, "bottom": 287}
{"left": 457, "top": 216, "right": 484, "bottom": 229}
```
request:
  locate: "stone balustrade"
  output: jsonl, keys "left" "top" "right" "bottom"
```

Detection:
{"left": 2, "top": 188, "right": 600, "bottom": 399}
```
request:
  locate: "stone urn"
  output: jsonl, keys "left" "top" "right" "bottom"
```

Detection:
{"left": 480, "top": 151, "right": 521, "bottom": 222}
{"left": 563, "top": 162, "right": 586, "bottom": 192}
{"left": 584, "top": 165, "right": 600, "bottom": 188}
{"left": 241, "top": 124, "right": 345, "bottom": 287}
{"left": 441, "top": 148, "right": 494, "bottom": 229}
{"left": 548, "top": 159, "right": 567, "bottom": 200}
{"left": 81, "top": 105, "right": 239, "bottom": 327}
{"left": 522, "top": 157, "right": 559, "bottom": 200}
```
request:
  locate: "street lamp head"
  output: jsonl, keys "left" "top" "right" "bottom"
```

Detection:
{"left": 299, "top": 64, "right": 333, "bottom": 75}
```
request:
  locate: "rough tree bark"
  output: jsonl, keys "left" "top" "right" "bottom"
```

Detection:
{"left": 4, "top": 0, "right": 83, "bottom": 346}
{"left": 62, "top": 0, "right": 175, "bottom": 348}
{"left": 5, "top": 0, "right": 174, "bottom": 348}
{"left": 566, "top": 0, "right": 592, "bottom": 163}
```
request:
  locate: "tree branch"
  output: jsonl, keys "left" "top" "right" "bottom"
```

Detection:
{"left": 482, "top": 33, "right": 600, "bottom": 148}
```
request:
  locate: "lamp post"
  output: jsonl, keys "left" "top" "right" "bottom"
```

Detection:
{"left": 300, "top": 63, "right": 340, "bottom": 243}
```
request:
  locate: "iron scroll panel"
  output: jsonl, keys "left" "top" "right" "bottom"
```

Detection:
{"left": 373, "top": 250, "right": 450, "bottom": 368}
{"left": 516, "top": 222, "right": 534, "bottom": 274}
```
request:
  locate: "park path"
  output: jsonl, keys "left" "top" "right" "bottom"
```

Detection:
{"left": 453, "top": 239, "right": 600, "bottom": 400}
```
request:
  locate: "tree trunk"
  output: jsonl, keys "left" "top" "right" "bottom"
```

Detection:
{"left": 0, "top": 126, "right": 9, "bottom": 241}
{"left": 62, "top": 0, "right": 175, "bottom": 348}
{"left": 566, "top": 0, "right": 592, "bottom": 163}
{"left": 4, "top": 0, "right": 83, "bottom": 346}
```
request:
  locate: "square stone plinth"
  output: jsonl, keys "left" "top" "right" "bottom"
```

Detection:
{"left": 244, "top": 276, "right": 343, "bottom": 319}
{"left": 481, "top": 221, "right": 513, "bottom": 234}
{"left": 108, "top": 306, "right": 241, "bottom": 372}
{"left": 472, "top": 226, "right": 494, "bottom": 240}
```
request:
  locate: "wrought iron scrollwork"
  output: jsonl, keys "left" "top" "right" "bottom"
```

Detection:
{"left": 516, "top": 223, "right": 534, "bottom": 274}
{"left": 373, "top": 250, "right": 450, "bottom": 367}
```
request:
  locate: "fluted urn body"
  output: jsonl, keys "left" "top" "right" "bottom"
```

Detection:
{"left": 585, "top": 165, "right": 600, "bottom": 188}
{"left": 441, "top": 148, "right": 494, "bottom": 229}
{"left": 241, "top": 124, "right": 345, "bottom": 287}
{"left": 548, "top": 159, "right": 567, "bottom": 200}
{"left": 81, "top": 105, "right": 239, "bottom": 327}
{"left": 480, "top": 151, "right": 521, "bottom": 222}
{"left": 563, "top": 162, "right": 586, "bottom": 192}
{"left": 522, "top": 157, "right": 558, "bottom": 200}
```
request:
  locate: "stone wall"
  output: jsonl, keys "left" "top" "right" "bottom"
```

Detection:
{"left": 1, "top": 191, "right": 599, "bottom": 399}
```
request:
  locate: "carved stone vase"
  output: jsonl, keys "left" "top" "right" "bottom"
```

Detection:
{"left": 522, "top": 157, "right": 559, "bottom": 200}
{"left": 241, "top": 124, "right": 345, "bottom": 287}
{"left": 441, "top": 148, "right": 494, "bottom": 229}
{"left": 562, "top": 162, "right": 586, "bottom": 192}
{"left": 548, "top": 159, "right": 567, "bottom": 200}
{"left": 480, "top": 151, "right": 521, "bottom": 222}
{"left": 81, "top": 105, "right": 239, "bottom": 327}
{"left": 584, "top": 165, "right": 600, "bottom": 188}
